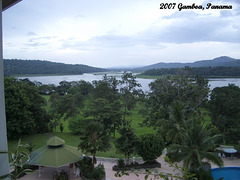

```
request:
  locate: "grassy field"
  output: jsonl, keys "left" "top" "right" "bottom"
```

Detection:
{"left": 7, "top": 95, "right": 156, "bottom": 158}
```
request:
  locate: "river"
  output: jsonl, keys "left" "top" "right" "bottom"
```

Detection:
{"left": 18, "top": 73, "right": 240, "bottom": 92}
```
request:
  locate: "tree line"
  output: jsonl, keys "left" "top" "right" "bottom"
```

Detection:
{"left": 4, "top": 59, "right": 106, "bottom": 76}
{"left": 142, "top": 66, "right": 240, "bottom": 77}
{"left": 4, "top": 73, "right": 240, "bottom": 179}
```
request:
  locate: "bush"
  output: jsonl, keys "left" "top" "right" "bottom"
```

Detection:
{"left": 77, "top": 156, "right": 105, "bottom": 180}
{"left": 92, "top": 164, "right": 105, "bottom": 180}
{"left": 136, "top": 134, "right": 164, "bottom": 162}
{"left": 77, "top": 156, "right": 94, "bottom": 178}
{"left": 117, "top": 158, "right": 125, "bottom": 168}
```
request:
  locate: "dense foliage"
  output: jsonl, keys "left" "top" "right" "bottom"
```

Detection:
{"left": 4, "top": 59, "right": 106, "bottom": 76}
{"left": 136, "top": 134, "right": 164, "bottom": 162}
{"left": 4, "top": 71, "right": 240, "bottom": 179}
{"left": 168, "top": 117, "right": 223, "bottom": 171}
{"left": 5, "top": 77, "right": 51, "bottom": 139}
{"left": 120, "top": 72, "right": 143, "bottom": 124}
{"left": 114, "top": 125, "right": 138, "bottom": 161}
{"left": 78, "top": 156, "right": 105, "bottom": 180}
{"left": 143, "top": 75, "right": 209, "bottom": 128}
{"left": 142, "top": 66, "right": 240, "bottom": 77}
{"left": 78, "top": 121, "right": 111, "bottom": 164}
{"left": 209, "top": 84, "right": 240, "bottom": 143}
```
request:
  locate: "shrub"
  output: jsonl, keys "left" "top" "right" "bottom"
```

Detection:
{"left": 77, "top": 156, "right": 94, "bottom": 178}
{"left": 136, "top": 134, "right": 164, "bottom": 162}
{"left": 77, "top": 156, "right": 105, "bottom": 180}
{"left": 117, "top": 158, "right": 125, "bottom": 168}
{"left": 92, "top": 164, "right": 105, "bottom": 180}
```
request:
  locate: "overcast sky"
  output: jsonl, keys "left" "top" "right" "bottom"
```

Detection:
{"left": 3, "top": 0, "right": 240, "bottom": 68}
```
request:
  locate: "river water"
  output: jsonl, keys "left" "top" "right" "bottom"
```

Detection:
{"left": 18, "top": 73, "right": 240, "bottom": 92}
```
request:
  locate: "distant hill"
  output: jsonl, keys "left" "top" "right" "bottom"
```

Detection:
{"left": 134, "top": 56, "right": 240, "bottom": 71}
{"left": 4, "top": 59, "right": 107, "bottom": 76}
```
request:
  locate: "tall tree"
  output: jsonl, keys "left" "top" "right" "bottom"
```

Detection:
{"left": 209, "top": 84, "right": 240, "bottom": 143}
{"left": 85, "top": 98, "right": 122, "bottom": 136}
{"left": 91, "top": 75, "right": 123, "bottom": 135}
{"left": 114, "top": 125, "right": 138, "bottom": 162}
{"left": 160, "top": 100, "right": 188, "bottom": 144}
{"left": 5, "top": 77, "right": 50, "bottom": 138}
{"left": 92, "top": 74, "right": 120, "bottom": 102}
{"left": 120, "top": 72, "right": 142, "bottom": 124}
{"left": 49, "top": 92, "right": 84, "bottom": 119}
{"left": 144, "top": 75, "right": 209, "bottom": 127}
{"left": 67, "top": 80, "right": 93, "bottom": 96}
{"left": 78, "top": 121, "right": 111, "bottom": 165}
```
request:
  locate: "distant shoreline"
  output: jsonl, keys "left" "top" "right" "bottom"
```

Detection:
{"left": 13, "top": 73, "right": 240, "bottom": 79}
{"left": 137, "top": 74, "right": 240, "bottom": 79}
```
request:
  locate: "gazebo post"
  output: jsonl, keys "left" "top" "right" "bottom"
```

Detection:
{"left": 38, "top": 166, "right": 41, "bottom": 177}
{"left": 72, "top": 163, "right": 75, "bottom": 174}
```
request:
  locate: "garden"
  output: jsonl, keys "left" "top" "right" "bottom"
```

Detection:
{"left": 3, "top": 72, "right": 240, "bottom": 179}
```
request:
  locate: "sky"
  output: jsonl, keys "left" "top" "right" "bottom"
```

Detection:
{"left": 3, "top": 0, "right": 240, "bottom": 68}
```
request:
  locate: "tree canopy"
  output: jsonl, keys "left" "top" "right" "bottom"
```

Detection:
{"left": 5, "top": 77, "right": 51, "bottom": 139}
{"left": 209, "top": 84, "right": 240, "bottom": 143}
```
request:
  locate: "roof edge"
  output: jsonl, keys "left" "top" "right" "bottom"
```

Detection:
{"left": 3, "top": 0, "right": 22, "bottom": 11}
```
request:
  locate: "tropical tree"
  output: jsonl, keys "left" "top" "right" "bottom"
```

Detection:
{"left": 209, "top": 84, "right": 240, "bottom": 143}
{"left": 5, "top": 77, "right": 50, "bottom": 138}
{"left": 91, "top": 75, "right": 123, "bottom": 136}
{"left": 85, "top": 98, "right": 122, "bottom": 136}
{"left": 120, "top": 72, "right": 143, "bottom": 124}
{"left": 49, "top": 92, "right": 84, "bottom": 119}
{"left": 160, "top": 100, "right": 188, "bottom": 144}
{"left": 78, "top": 121, "right": 111, "bottom": 165}
{"left": 167, "top": 118, "right": 223, "bottom": 172}
{"left": 68, "top": 115, "right": 87, "bottom": 134}
{"left": 114, "top": 125, "right": 138, "bottom": 162}
{"left": 144, "top": 75, "right": 209, "bottom": 128}
{"left": 92, "top": 75, "right": 120, "bottom": 102}
{"left": 68, "top": 80, "right": 93, "bottom": 96}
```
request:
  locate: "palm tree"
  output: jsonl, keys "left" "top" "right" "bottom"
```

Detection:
{"left": 168, "top": 118, "right": 223, "bottom": 171}
{"left": 78, "top": 121, "right": 111, "bottom": 165}
{"left": 160, "top": 100, "right": 188, "bottom": 144}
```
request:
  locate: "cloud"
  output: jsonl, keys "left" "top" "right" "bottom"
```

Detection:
{"left": 60, "top": 34, "right": 140, "bottom": 51}
{"left": 27, "top": 31, "right": 38, "bottom": 36}
{"left": 138, "top": 10, "right": 240, "bottom": 44}
{"left": 24, "top": 42, "right": 48, "bottom": 47}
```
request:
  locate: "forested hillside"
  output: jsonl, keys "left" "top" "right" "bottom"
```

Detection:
{"left": 142, "top": 66, "right": 240, "bottom": 77}
{"left": 4, "top": 59, "right": 107, "bottom": 76}
{"left": 135, "top": 56, "right": 240, "bottom": 71}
